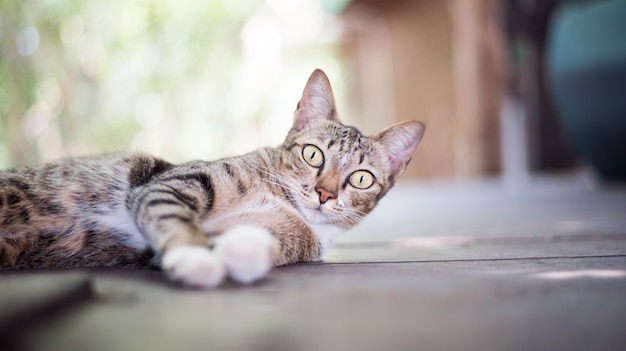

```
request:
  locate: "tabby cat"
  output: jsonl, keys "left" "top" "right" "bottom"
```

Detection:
{"left": 0, "top": 69, "right": 425, "bottom": 288}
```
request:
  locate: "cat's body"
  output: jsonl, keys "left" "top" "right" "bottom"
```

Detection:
{"left": 0, "top": 150, "right": 319, "bottom": 269}
{"left": 0, "top": 70, "right": 425, "bottom": 288}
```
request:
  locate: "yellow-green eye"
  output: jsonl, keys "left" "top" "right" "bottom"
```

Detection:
{"left": 302, "top": 144, "right": 324, "bottom": 168}
{"left": 350, "top": 170, "right": 375, "bottom": 189}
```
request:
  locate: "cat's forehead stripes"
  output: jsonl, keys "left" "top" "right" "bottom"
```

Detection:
{"left": 305, "top": 126, "right": 376, "bottom": 173}
{"left": 339, "top": 152, "right": 351, "bottom": 168}
{"left": 324, "top": 125, "right": 362, "bottom": 151}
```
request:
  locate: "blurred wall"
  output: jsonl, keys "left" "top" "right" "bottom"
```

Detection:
{"left": 1, "top": 0, "right": 580, "bottom": 182}
{"left": 339, "top": 0, "right": 504, "bottom": 181}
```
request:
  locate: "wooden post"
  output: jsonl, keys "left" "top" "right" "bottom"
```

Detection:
{"left": 340, "top": 0, "right": 504, "bottom": 180}
{"left": 448, "top": 0, "right": 503, "bottom": 179}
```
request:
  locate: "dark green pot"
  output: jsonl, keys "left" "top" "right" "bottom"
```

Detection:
{"left": 547, "top": 0, "right": 626, "bottom": 180}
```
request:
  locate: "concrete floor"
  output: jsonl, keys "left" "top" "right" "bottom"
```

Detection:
{"left": 2, "top": 173, "right": 626, "bottom": 351}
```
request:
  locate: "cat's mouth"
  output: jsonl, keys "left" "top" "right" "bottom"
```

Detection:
{"left": 297, "top": 202, "right": 341, "bottom": 225}
{"left": 289, "top": 192, "right": 344, "bottom": 225}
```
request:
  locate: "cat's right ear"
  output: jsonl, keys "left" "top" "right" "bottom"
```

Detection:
{"left": 292, "top": 69, "right": 339, "bottom": 131}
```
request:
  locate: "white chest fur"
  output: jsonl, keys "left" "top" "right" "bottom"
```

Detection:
{"left": 308, "top": 222, "right": 345, "bottom": 257}
{"left": 91, "top": 204, "right": 147, "bottom": 249}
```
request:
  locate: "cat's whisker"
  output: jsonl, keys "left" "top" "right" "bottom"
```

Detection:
{"left": 341, "top": 208, "right": 367, "bottom": 226}
{"left": 348, "top": 212, "right": 365, "bottom": 223}
{"left": 261, "top": 178, "right": 297, "bottom": 194}
{"left": 251, "top": 164, "right": 296, "bottom": 187}
{"left": 254, "top": 172, "right": 297, "bottom": 193}
{"left": 261, "top": 167, "right": 299, "bottom": 186}
{"left": 250, "top": 165, "right": 300, "bottom": 194}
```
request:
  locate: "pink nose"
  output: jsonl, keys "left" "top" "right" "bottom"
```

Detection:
{"left": 316, "top": 187, "right": 336, "bottom": 204}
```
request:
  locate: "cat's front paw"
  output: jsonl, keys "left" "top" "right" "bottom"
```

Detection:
{"left": 215, "top": 225, "right": 280, "bottom": 284}
{"left": 161, "top": 246, "right": 225, "bottom": 288}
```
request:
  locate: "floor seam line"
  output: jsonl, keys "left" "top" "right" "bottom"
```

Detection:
{"left": 320, "top": 254, "right": 626, "bottom": 265}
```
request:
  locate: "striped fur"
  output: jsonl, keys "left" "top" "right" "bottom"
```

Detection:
{"left": 0, "top": 69, "right": 425, "bottom": 287}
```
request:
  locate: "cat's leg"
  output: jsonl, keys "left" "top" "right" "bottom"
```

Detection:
{"left": 211, "top": 207, "right": 321, "bottom": 284}
{"left": 129, "top": 175, "right": 225, "bottom": 288}
{"left": 267, "top": 212, "right": 323, "bottom": 266}
{"left": 214, "top": 225, "right": 280, "bottom": 284}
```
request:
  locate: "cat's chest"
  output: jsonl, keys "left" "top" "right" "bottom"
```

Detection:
{"left": 308, "top": 222, "right": 344, "bottom": 256}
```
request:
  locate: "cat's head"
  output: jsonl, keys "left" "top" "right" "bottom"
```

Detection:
{"left": 278, "top": 69, "right": 425, "bottom": 229}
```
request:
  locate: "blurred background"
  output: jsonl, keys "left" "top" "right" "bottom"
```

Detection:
{"left": 1, "top": 0, "right": 625, "bottom": 183}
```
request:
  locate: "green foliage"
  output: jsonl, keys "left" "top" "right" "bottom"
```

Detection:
{"left": 0, "top": 0, "right": 340, "bottom": 168}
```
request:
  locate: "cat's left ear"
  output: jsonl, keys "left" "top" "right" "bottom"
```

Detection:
{"left": 293, "top": 69, "right": 339, "bottom": 131}
{"left": 373, "top": 120, "right": 426, "bottom": 181}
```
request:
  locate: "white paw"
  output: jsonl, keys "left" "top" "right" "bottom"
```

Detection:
{"left": 215, "top": 225, "right": 280, "bottom": 284}
{"left": 161, "top": 246, "right": 226, "bottom": 288}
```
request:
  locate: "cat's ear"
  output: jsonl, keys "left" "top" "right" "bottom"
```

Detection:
{"left": 293, "top": 69, "right": 339, "bottom": 131}
{"left": 373, "top": 121, "right": 426, "bottom": 180}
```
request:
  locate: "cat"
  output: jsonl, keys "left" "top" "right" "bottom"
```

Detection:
{"left": 0, "top": 69, "right": 425, "bottom": 288}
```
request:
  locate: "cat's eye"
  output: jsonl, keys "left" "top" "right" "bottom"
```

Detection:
{"left": 302, "top": 144, "right": 324, "bottom": 168}
{"left": 349, "top": 170, "right": 375, "bottom": 189}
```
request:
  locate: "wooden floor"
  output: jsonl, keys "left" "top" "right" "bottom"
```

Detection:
{"left": 2, "top": 173, "right": 626, "bottom": 351}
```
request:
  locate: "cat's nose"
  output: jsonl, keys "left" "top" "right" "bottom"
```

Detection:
{"left": 316, "top": 187, "right": 336, "bottom": 204}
